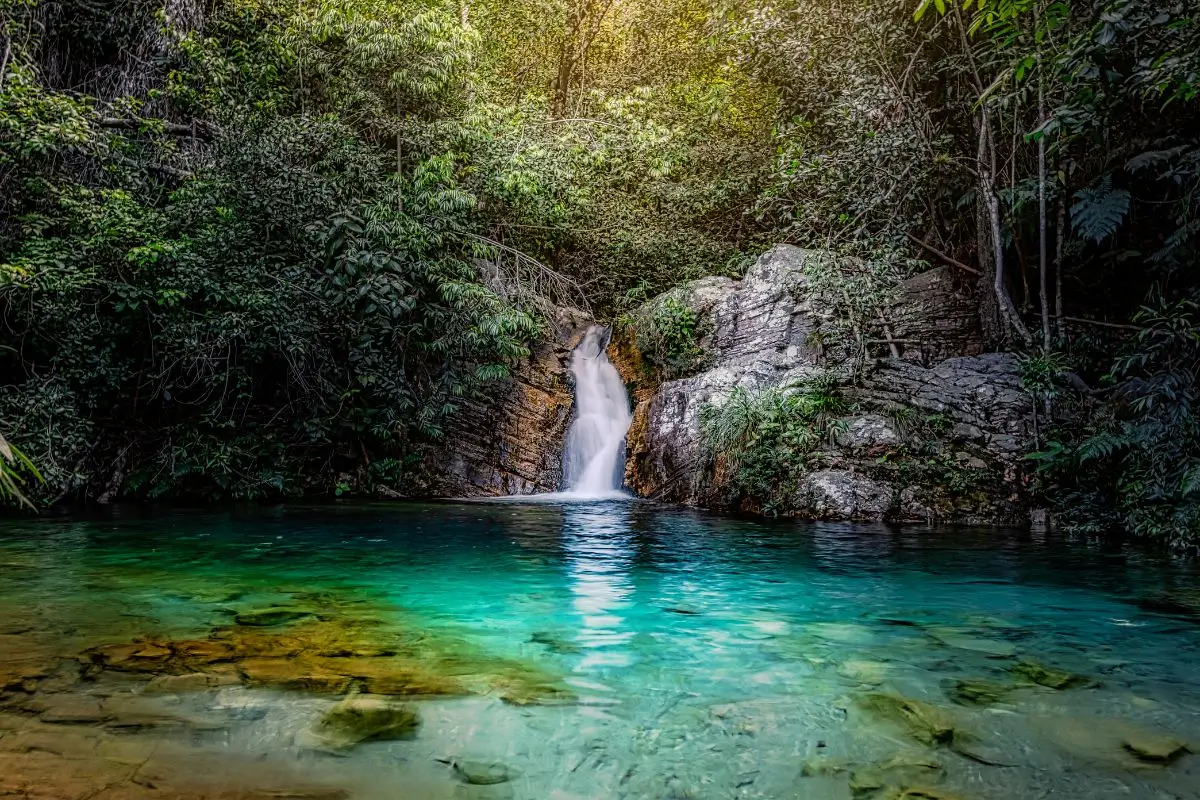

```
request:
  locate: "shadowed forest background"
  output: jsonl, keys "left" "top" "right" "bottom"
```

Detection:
{"left": 1, "top": 0, "right": 1198, "bottom": 546}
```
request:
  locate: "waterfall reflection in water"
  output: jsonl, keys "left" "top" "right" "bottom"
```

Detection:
{"left": 562, "top": 501, "right": 636, "bottom": 669}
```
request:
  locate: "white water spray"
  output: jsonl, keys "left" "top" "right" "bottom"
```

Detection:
{"left": 562, "top": 326, "right": 632, "bottom": 497}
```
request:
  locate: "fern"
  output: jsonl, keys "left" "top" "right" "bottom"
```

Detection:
{"left": 1071, "top": 176, "right": 1131, "bottom": 243}
{"left": 1076, "top": 430, "right": 1132, "bottom": 462}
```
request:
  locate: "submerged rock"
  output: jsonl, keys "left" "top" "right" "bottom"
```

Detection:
{"left": 451, "top": 759, "right": 517, "bottom": 785}
{"left": 838, "top": 660, "right": 889, "bottom": 685}
{"left": 809, "top": 623, "right": 877, "bottom": 645}
{"left": 240, "top": 657, "right": 355, "bottom": 694}
{"left": 529, "top": 631, "right": 582, "bottom": 654}
{"left": 1010, "top": 659, "right": 1091, "bottom": 690}
{"left": 849, "top": 751, "right": 944, "bottom": 795}
{"left": 928, "top": 629, "right": 1017, "bottom": 658}
{"left": 878, "top": 788, "right": 967, "bottom": 800}
{"left": 454, "top": 785, "right": 516, "bottom": 800}
{"left": 853, "top": 693, "right": 956, "bottom": 746}
{"left": 946, "top": 678, "right": 1010, "bottom": 707}
{"left": 234, "top": 607, "right": 318, "bottom": 627}
{"left": 1122, "top": 730, "right": 1190, "bottom": 763}
{"left": 144, "top": 672, "right": 228, "bottom": 693}
{"left": 300, "top": 695, "right": 420, "bottom": 751}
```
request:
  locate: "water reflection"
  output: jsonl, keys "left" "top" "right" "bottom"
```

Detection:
{"left": 560, "top": 500, "right": 636, "bottom": 668}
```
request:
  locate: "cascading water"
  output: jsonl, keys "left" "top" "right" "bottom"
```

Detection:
{"left": 561, "top": 326, "right": 633, "bottom": 497}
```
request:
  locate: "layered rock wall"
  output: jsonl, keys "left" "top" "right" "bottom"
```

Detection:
{"left": 426, "top": 309, "right": 589, "bottom": 496}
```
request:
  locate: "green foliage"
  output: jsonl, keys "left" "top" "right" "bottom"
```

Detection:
{"left": 1018, "top": 350, "right": 1070, "bottom": 399}
{"left": 627, "top": 294, "right": 710, "bottom": 379}
{"left": 0, "top": 0, "right": 536, "bottom": 503}
{"left": 1030, "top": 300, "right": 1200, "bottom": 547}
{"left": 1070, "top": 177, "right": 1130, "bottom": 244}
{"left": 0, "top": 428, "right": 43, "bottom": 510}
{"left": 1, "top": 0, "right": 1198, "bottom": 542}
{"left": 700, "top": 374, "right": 847, "bottom": 511}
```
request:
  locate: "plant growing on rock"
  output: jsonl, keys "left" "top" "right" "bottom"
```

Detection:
{"left": 700, "top": 374, "right": 847, "bottom": 512}
{"left": 627, "top": 293, "right": 712, "bottom": 380}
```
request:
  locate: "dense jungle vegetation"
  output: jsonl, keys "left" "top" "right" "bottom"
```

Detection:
{"left": 1, "top": 0, "right": 1197, "bottom": 546}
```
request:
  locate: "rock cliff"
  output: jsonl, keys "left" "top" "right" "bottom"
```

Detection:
{"left": 425, "top": 308, "right": 590, "bottom": 496}
{"left": 611, "top": 245, "right": 1035, "bottom": 524}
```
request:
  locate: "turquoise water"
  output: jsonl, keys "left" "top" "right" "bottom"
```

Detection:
{"left": 2, "top": 501, "right": 1200, "bottom": 799}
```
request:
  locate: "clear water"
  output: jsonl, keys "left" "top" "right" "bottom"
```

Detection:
{"left": 2, "top": 501, "right": 1200, "bottom": 799}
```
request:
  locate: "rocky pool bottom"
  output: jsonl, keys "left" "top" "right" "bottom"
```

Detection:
{"left": 1, "top": 503, "right": 1199, "bottom": 800}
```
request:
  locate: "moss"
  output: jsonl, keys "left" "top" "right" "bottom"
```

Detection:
{"left": 853, "top": 693, "right": 956, "bottom": 746}
{"left": 1011, "top": 660, "right": 1092, "bottom": 690}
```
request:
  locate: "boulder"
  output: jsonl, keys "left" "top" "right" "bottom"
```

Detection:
{"left": 837, "top": 414, "right": 901, "bottom": 450}
{"left": 796, "top": 470, "right": 895, "bottom": 520}
{"left": 616, "top": 245, "right": 1034, "bottom": 523}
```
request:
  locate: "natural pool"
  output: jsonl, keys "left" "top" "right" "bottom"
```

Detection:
{"left": 1, "top": 501, "right": 1199, "bottom": 800}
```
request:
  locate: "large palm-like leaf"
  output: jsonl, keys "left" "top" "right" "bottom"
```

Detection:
{"left": 0, "top": 431, "right": 42, "bottom": 510}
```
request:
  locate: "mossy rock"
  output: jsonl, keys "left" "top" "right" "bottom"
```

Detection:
{"left": 850, "top": 751, "right": 944, "bottom": 797}
{"left": 854, "top": 693, "right": 956, "bottom": 746}
{"left": 946, "top": 678, "right": 1010, "bottom": 707}
{"left": 1122, "top": 730, "right": 1190, "bottom": 763}
{"left": 1011, "top": 660, "right": 1091, "bottom": 690}
{"left": 234, "top": 607, "right": 318, "bottom": 627}
{"left": 300, "top": 695, "right": 420, "bottom": 751}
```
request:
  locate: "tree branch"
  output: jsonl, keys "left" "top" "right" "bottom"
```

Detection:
{"left": 905, "top": 233, "right": 981, "bottom": 275}
{"left": 97, "top": 117, "right": 219, "bottom": 140}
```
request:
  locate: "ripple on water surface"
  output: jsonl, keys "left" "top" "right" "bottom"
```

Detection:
{"left": 1, "top": 501, "right": 1200, "bottom": 799}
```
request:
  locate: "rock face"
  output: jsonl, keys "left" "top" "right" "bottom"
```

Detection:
{"left": 427, "top": 307, "right": 590, "bottom": 496}
{"left": 889, "top": 266, "right": 985, "bottom": 365}
{"left": 613, "top": 244, "right": 1034, "bottom": 523}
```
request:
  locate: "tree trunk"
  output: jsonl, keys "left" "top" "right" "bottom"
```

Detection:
{"left": 1036, "top": 2, "right": 1051, "bottom": 352}
{"left": 978, "top": 111, "right": 1033, "bottom": 348}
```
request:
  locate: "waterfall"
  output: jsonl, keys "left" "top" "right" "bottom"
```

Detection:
{"left": 562, "top": 326, "right": 632, "bottom": 497}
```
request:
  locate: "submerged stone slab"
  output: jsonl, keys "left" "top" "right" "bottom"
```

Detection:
{"left": 853, "top": 693, "right": 956, "bottom": 746}
{"left": 451, "top": 759, "right": 517, "bottom": 785}
{"left": 234, "top": 607, "right": 319, "bottom": 627}
{"left": 1122, "top": 730, "right": 1190, "bottom": 763}
{"left": 299, "top": 695, "right": 420, "bottom": 752}
{"left": 1010, "top": 660, "right": 1091, "bottom": 690}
